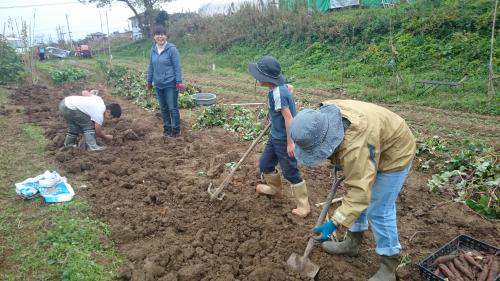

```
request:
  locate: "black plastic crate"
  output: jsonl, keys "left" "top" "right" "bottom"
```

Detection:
{"left": 418, "top": 234, "right": 499, "bottom": 281}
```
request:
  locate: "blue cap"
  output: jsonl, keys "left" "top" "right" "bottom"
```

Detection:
{"left": 291, "top": 105, "right": 345, "bottom": 166}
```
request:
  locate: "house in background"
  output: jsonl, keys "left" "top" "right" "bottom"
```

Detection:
{"left": 86, "top": 32, "right": 107, "bottom": 41}
{"left": 111, "top": 31, "right": 133, "bottom": 39}
{"left": 5, "top": 37, "right": 29, "bottom": 54}
{"left": 128, "top": 15, "right": 143, "bottom": 40}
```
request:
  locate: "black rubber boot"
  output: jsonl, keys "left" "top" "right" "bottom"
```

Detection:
{"left": 321, "top": 231, "right": 363, "bottom": 256}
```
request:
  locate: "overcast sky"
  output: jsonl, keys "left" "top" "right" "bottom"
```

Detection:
{"left": 0, "top": 0, "right": 241, "bottom": 42}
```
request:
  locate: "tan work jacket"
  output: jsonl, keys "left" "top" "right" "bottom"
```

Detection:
{"left": 322, "top": 100, "right": 416, "bottom": 228}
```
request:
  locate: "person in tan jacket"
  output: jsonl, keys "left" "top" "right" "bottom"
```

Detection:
{"left": 290, "top": 100, "right": 416, "bottom": 281}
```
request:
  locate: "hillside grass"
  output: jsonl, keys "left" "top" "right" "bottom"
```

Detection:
{"left": 113, "top": 0, "right": 500, "bottom": 115}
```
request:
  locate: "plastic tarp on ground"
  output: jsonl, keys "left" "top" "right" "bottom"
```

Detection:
{"left": 331, "top": 0, "right": 360, "bottom": 9}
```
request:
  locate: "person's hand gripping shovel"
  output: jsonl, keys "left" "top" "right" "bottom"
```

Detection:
{"left": 286, "top": 166, "right": 343, "bottom": 278}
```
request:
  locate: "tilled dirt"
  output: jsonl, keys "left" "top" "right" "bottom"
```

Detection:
{"left": 8, "top": 81, "right": 499, "bottom": 281}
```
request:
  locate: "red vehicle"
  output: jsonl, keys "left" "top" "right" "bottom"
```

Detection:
{"left": 78, "top": 45, "right": 91, "bottom": 58}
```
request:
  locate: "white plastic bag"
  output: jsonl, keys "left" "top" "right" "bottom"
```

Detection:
{"left": 15, "top": 170, "right": 75, "bottom": 203}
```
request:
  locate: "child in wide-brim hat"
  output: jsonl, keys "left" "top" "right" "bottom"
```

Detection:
{"left": 248, "top": 56, "right": 311, "bottom": 218}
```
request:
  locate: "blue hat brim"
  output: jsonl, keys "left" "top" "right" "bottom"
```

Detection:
{"left": 294, "top": 105, "right": 344, "bottom": 166}
{"left": 248, "top": 63, "right": 285, "bottom": 86}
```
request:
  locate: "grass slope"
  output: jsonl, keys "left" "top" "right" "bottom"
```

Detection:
{"left": 114, "top": 0, "right": 500, "bottom": 115}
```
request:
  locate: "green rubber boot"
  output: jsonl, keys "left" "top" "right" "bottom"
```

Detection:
{"left": 368, "top": 255, "right": 399, "bottom": 281}
{"left": 83, "top": 131, "right": 106, "bottom": 151}
{"left": 321, "top": 231, "right": 363, "bottom": 256}
{"left": 63, "top": 133, "right": 78, "bottom": 147}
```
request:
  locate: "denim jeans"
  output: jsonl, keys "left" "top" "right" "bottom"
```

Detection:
{"left": 349, "top": 163, "right": 412, "bottom": 256}
{"left": 259, "top": 137, "right": 302, "bottom": 184}
{"left": 59, "top": 100, "right": 95, "bottom": 135}
{"left": 155, "top": 87, "right": 180, "bottom": 135}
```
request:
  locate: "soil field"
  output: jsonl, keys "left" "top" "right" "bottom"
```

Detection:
{"left": 4, "top": 80, "right": 499, "bottom": 281}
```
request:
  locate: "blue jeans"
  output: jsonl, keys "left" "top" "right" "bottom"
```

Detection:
{"left": 349, "top": 164, "right": 412, "bottom": 256}
{"left": 259, "top": 137, "right": 302, "bottom": 184}
{"left": 155, "top": 87, "right": 180, "bottom": 135}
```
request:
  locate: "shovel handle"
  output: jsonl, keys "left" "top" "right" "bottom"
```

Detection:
{"left": 303, "top": 167, "right": 343, "bottom": 258}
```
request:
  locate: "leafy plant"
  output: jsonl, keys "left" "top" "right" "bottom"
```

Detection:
{"left": 49, "top": 67, "right": 88, "bottom": 83}
{"left": 98, "top": 64, "right": 158, "bottom": 111}
{"left": 0, "top": 36, "right": 23, "bottom": 84}
{"left": 416, "top": 135, "right": 449, "bottom": 156}
{"left": 424, "top": 139, "right": 499, "bottom": 219}
{"left": 415, "top": 135, "right": 449, "bottom": 170}
{"left": 179, "top": 84, "right": 202, "bottom": 109}
{"left": 224, "top": 106, "right": 266, "bottom": 140}
{"left": 179, "top": 92, "right": 196, "bottom": 109}
{"left": 466, "top": 194, "right": 499, "bottom": 219}
{"left": 192, "top": 105, "right": 226, "bottom": 129}
{"left": 192, "top": 104, "right": 267, "bottom": 141}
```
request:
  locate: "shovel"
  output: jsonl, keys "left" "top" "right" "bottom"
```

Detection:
{"left": 287, "top": 166, "right": 343, "bottom": 278}
{"left": 208, "top": 122, "right": 271, "bottom": 201}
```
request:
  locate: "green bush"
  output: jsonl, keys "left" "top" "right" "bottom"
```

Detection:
{"left": 179, "top": 84, "right": 199, "bottom": 109}
{"left": 178, "top": 92, "right": 196, "bottom": 109}
{"left": 49, "top": 67, "right": 88, "bottom": 83}
{"left": 192, "top": 105, "right": 226, "bottom": 129}
{"left": 0, "top": 37, "right": 23, "bottom": 84}
{"left": 192, "top": 105, "right": 267, "bottom": 141}
{"left": 224, "top": 106, "right": 266, "bottom": 140}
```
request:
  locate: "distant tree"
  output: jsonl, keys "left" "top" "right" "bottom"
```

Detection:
{"left": 79, "top": 0, "right": 174, "bottom": 36}
{"left": 155, "top": 10, "right": 169, "bottom": 26}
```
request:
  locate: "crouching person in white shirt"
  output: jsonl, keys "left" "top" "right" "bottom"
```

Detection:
{"left": 59, "top": 89, "right": 122, "bottom": 151}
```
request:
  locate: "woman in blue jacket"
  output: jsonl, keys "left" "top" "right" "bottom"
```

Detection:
{"left": 147, "top": 25, "right": 185, "bottom": 138}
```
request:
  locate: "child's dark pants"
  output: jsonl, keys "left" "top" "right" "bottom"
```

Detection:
{"left": 259, "top": 137, "right": 302, "bottom": 184}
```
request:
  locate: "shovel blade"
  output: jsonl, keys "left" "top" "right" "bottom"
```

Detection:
{"left": 286, "top": 253, "right": 320, "bottom": 279}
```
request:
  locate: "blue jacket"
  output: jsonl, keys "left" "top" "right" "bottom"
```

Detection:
{"left": 147, "top": 42, "right": 182, "bottom": 89}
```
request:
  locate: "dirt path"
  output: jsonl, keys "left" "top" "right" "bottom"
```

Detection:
{"left": 6, "top": 79, "right": 499, "bottom": 281}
